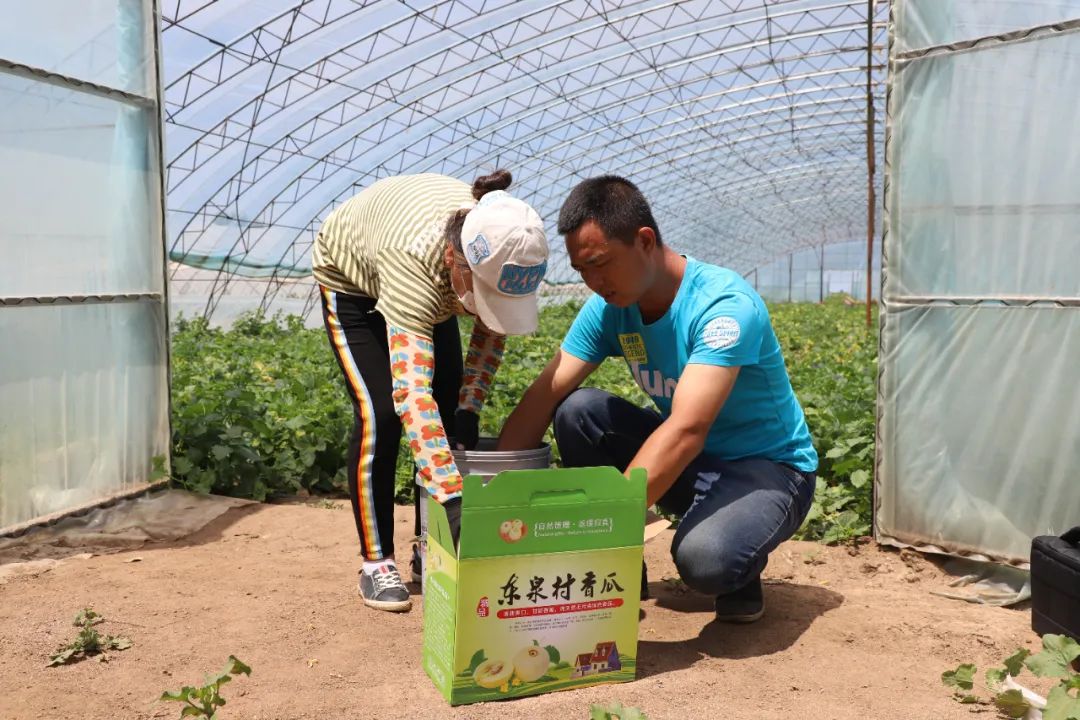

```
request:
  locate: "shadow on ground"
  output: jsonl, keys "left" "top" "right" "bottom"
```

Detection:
{"left": 636, "top": 581, "right": 844, "bottom": 678}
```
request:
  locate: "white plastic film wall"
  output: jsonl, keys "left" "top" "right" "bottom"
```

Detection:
{"left": 0, "top": 0, "right": 169, "bottom": 529}
{"left": 877, "top": 0, "right": 1080, "bottom": 563}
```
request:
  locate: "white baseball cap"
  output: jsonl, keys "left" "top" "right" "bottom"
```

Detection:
{"left": 460, "top": 190, "right": 549, "bottom": 335}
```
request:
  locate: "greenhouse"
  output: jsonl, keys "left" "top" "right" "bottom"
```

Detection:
{"left": 2, "top": 1, "right": 1079, "bottom": 718}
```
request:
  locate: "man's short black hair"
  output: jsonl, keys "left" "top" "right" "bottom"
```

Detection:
{"left": 557, "top": 175, "right": 663, "bottom": 246}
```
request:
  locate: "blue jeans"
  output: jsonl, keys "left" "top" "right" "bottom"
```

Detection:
{"left": 553, "top": 387, "right": 816, "bottom": 596}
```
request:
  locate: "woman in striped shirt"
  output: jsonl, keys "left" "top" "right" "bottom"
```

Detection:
{"left": 312, "top": 169, "right": 548, "bottom": 611}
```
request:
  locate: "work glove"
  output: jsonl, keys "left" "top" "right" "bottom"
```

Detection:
{"left": 443, "top": 496, "right": 462, "bottom": 549}
{"left": 452, "top": 409, "right": 480, "bottom": 451}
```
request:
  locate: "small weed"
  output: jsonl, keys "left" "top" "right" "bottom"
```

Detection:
{"left": 590, "top": 701, "right": 649, "bottom": 720}
{"left": 314, "top": 498, "right": 343, "bottom": 510}
{"left": 49, "top": 607, "right": 131, "bottom": 666}
{"left": 943, "top": 634, "right": 1080, "bottom": 718}
{"left": 160, "top": 655, "right": 251, "bottom": 719}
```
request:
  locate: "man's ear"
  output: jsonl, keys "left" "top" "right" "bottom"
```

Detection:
{"left": 637, "top": 226, "right": 657, "bottom": 253}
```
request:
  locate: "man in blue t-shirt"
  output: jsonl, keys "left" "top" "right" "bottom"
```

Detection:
{"left": 498, "top": 175, "right": 818, "bottom": 623}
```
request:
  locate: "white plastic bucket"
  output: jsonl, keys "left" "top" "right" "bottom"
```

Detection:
{"left": 416, "top": 438, "right": 551, "bottom": 587}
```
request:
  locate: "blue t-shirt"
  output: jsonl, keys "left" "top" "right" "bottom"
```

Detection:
{"left": 561, "top": 257, "right": 818, "bottom": 472}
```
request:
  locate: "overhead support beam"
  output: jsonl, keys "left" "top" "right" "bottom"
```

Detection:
{"left": 865, "top": 0, "right": 877, "bottom": 327}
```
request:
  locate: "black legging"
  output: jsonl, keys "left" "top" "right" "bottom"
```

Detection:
{"left": 320, "top": 288, "right": 462, "bottom": 561}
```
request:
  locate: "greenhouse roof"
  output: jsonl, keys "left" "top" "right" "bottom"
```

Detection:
{"left": 162, "top": 0, "right": 887, "bottom": 314}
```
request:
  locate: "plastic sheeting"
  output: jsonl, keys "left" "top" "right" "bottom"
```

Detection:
{"left": 0, "top": 490, "right": 254, "bottom": 575}
{"left": 876, "top": 0, "right": 1080, "bottom": 564}
{"left": 0, "top": 0, "right": 170, "bottom": 530}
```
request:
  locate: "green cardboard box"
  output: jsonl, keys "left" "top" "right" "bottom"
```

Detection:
{"left": 422, "top": 466, "right": 646, "bottom": 705}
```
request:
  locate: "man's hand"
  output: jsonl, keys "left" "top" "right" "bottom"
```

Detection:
{"left": 443, "top": 496, "right": 462, "bottom": 549}
{"left": 452, "top": 409, "right": 480, "bottom": 450}
{"left": 497, "top": 350, "right": 597, "bottom": 451}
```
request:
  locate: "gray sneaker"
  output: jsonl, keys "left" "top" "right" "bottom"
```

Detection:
{"left": 358, "top": 564, "right": 412, "bottom": 612}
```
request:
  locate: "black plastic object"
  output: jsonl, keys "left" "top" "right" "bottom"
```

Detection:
{"left": 1031, "top": 526, "right": 1080, "bottom": 641}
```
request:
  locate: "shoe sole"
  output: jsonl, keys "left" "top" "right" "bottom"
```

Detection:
{"left": 715, "top": 607, "right": 764, "bottom": 623}
{"left": 358, "top": 588, "right": 413, "bottom": 612}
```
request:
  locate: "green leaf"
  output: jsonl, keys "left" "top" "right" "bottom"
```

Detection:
{"left": 48, "top": 648, "right": 77, "bottom": 666}
{"left": 208, "top": 672, "right": 233, "bottom": 688}
{"left": 802, "top": 502, "right": 823, "bottom": 524}
{"left": 466, "top": 649, "right": 486, "bottom": 675}
{"left": 225, "top": 656, "right": 251, "bottom": 676}
{"left": 849, "top": 469, "right": 869, "bottom": 488}
{"left": 589, "top": 706, "right": 610, "bottom": 720}
{"left": 1027, "top": 635, "right": 1080, "bottom": 678}
{"left": 149, "top": 454, "right": 169, "bottom": 481}
{"left": 110, "top": 636, "right": 132, "bottom": 651}
{"left": 73, "top": 608, "right": 102, "bottom": 626}
{"left": 986, "top": 668, "right": 1007, "bottom": 689}
{"left": 942, "top": 664, "right": 976, "bottom": 690}
{"left": 160, "top": 687, "right": 195, "bottom": 702}
{"left": 993, "top": 689, "right": 1031, "bottom": 718}
{"left": 544, "top": 645, "right": 560, "bottom": 665}
{"left": 211, "top": 445, "right": 231, "bottom": 461}
{"left": 1043, "top": 684, "right": 1080, "bottom": 720}
{"left": 1004, "top": 649, "right": 1031, "bottom": 677}
{"left": 285, "top": 415, "right": 310, "bottom": 430}
{"left": 180, "top": 706, "right": 206, "bottom": 717}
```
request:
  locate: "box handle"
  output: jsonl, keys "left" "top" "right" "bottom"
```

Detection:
{"left": 529, "top": 489, "right": 589, "bottom": 506}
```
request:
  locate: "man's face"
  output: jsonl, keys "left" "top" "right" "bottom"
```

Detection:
{"left": 566, "top": 220, "right": 655, "bottom": 307}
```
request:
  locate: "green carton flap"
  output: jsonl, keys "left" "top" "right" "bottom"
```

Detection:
{"left": 458, "top": 467, "right": 646, "bottom": 560}
{"left": 427, "top": 493, "right": 455, "bottom": 554}
{"left": 462, "top": 466, "right": 646, "bottom": 509}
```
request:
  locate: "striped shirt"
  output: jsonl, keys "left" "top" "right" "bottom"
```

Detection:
{"left": 312, "top": 174, "right": 473, "bottom": 336}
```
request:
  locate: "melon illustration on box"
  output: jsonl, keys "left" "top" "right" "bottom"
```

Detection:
{"left": 422, "top": 466, "right": 646, "bottom": 705}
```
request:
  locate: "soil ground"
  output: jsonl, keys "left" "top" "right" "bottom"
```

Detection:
{"left": 0, "top": 499, "right": 1038, "bottom": 720}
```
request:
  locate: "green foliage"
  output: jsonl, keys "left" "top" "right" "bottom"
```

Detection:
{"left": 169, "top": 298, "right": 877, "bottom": 542}
{"left": 170, "top": 313, "right": 353, "bottom": 500}
{"left": 774, "top": 295, "right": 878, "bottom": 543}
{"left": 49, "top": 607, "right": 131, "bottom": 666}
{"left": 160, "top": 656, "right": 251, "bottom": 719}
{"left": 590, "top": 701, "right": 649, "bottom": 720}
{"left": 942, "top": 635, "right": 1080, "bottom": 718}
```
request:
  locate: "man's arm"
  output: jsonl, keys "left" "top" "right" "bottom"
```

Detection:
{"left": 496, "top": 349, "right": 598, "bottom": 451}
{"left": 628, "top": 363, "right": 740, "bottom": 506}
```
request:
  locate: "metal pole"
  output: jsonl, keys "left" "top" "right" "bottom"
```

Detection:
{"left": 819, "top": 243, "right": 825, "bottom": 303}
{"left": 865, "top": 0, "right": 877, "bottom": 327}
{"left": 788, "top": 252, "right": 793, "bottom": 303}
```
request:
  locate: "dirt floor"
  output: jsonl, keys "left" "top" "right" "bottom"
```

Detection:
{"left": 0, "top": 497, "right": 1039, "bottom": 720}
